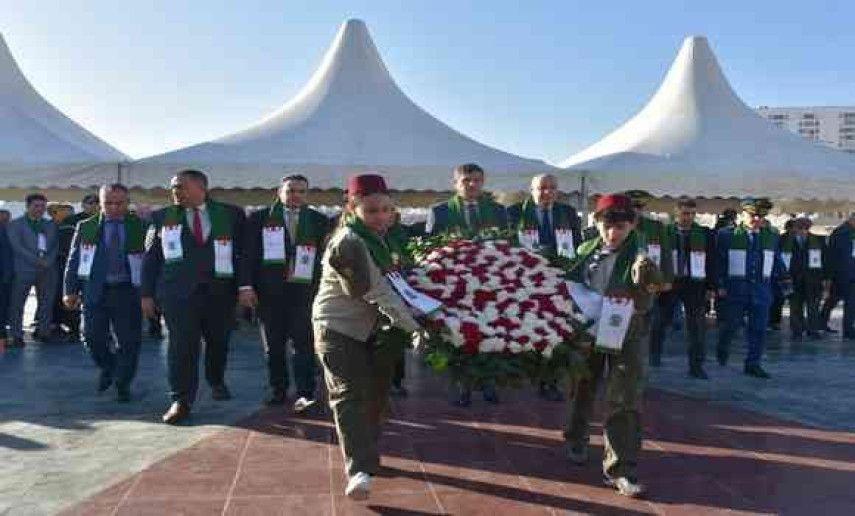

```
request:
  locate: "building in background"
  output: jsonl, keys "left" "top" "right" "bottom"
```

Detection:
{"left": 756, "top": 106, "right": 855, "bottom": 153}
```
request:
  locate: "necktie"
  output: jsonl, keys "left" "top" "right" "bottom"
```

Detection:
{"left": 680, "top": 230, "right": 690, "bottom": 277}
{"left": 539, "top": 207, "right": 552, "bottom": 246}
{"left": 287, "top": 209, "right": 299, "bottom": 244}
{"left": 192, "top": 208, "right": 204, "bottom": 245}
{"left": 107, "top": 220, "right": 124, "bottom": 279}
{"left": 465, "top": 203, "right": 479, "bottom": 231}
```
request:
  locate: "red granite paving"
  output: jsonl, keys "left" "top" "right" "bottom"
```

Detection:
{"left": 63, "top": 375, "right": 855, "bottom": 516}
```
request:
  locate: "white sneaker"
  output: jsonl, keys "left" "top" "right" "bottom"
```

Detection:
{"left": 604, "top": 475, "right": 646, "bottom": 498}
{"left": 345, "top": 472, "right": 372, "bottom": 500}
{"left": 293, "top": 396, "right": 317, "bottom": 413}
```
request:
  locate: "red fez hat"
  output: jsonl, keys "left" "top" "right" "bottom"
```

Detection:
{"left": 346, "top": 174, "right": 388, "bottom": 197}
{"left": 595, "top": 193, "right": 633, "bottom": 214}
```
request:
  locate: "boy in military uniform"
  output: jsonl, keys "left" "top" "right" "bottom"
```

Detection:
{"left": 564, "top": 193, "right": 661, "bottom": 498}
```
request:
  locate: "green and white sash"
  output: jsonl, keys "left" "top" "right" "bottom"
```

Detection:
{"left": 515, "top": 197, "right": 575, "bottom": 258}
{"left": 160, "top": 202, "right": 234, "bottom": 278}
{"left": 780, "top": 234, "right": 823, "bottom": 271}
{"left": 728, "top": 225, "right": 775, "bottom": 279}
{"left": 77, "top": 213, "right": 146, "bottom": 285}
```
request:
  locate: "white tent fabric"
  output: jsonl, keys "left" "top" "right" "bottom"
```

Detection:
{"left": 561, "top": 36, "right": 855, "bottom": 200}
{"left": 0, "top": 34, "right": 126, "bottom": 187}
{"left": 128, "top": 19, "right": 558, "bottom": 191}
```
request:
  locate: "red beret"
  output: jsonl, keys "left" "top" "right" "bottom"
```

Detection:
{"left": 595, "top": 193, "right": 633, "bottom": 214}
{"left": 346, "top": 173, "right": 388, "bottom": 197}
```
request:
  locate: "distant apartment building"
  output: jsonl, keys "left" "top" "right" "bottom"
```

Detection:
{"left": 756, "top": 106, "right": 855, "bottom": 153}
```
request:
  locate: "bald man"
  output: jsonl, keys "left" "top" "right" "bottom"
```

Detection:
{"left": 508, "top": 174, "right": 582, "bottom": 401}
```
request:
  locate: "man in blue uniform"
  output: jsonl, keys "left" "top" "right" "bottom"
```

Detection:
{"left": 716, "top": 198, "right": 789, "bottom": 378}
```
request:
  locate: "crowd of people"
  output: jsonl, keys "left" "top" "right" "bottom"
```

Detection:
{"left": 0, "top": 163, "right": 853, "bottom": 500}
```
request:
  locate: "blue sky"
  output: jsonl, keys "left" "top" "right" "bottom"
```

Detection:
{"left": 1, "top": 0, "right": 853, "bottom": 162}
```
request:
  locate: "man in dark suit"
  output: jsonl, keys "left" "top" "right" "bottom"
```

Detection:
{"left": 508, "top": 173, "right": 582, "bottom": 401}
{"left": 0, "top": 222, "right": 11, "bottom": 351}
{"left": 779, "top": 217, "right": 826, "bottom": 340}
{"left": 142, "top": 169, "right": 248, "bottom": 424}
{"left": 7, "top": 193, "right": 59, "bottom": 345}
{"left": 64, "top": 184, "right": 145, "bottom": 402}
{"left": 240, "top": 174, "right": 331, "bottom": 410}
{"left": 426, "top": 162, "right": 508, "bottom": 237}
{"left": 649, "top": 199, "right": 717, "bottom": 378}
{"left": 426, "top": 163, "right": 508, "bottom": 406}
{"left": 821, "top": 212, "right": 855, "bottom": 339}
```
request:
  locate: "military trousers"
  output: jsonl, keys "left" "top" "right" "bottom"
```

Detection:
{"left": 565, "top": 314, "right": 649, "bottom": 479}
{"left": 315, "top": 325, "right": 400, "bottom": 477}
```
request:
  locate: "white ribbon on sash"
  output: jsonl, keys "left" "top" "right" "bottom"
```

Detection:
{"left": 690, "top": 251, "right": 706, "bottom": 280}
{"left": 161, "top": 225, "right": 183, "bottom": 263}
{"left": 595, "top": 296, "right": 634, "bottom": 353}
{"left": 77, "top": 244, "right": 97, "bottom": 279}
{"left": 262, "top": 226, "right": 286, "bottom": 263}
{"left": 808, "top": 249, "right": 822, "bottom": 269}
{"left": 213, "top": 238, "right": 234, "bottom": 278}
{"left": 289, "top": 245, "right": 317, "bottom": 283}
{"left": 556, "top": 229, "right": 575, "bottom": 258}
{"left": 647, "top": 244, "right": 662, "bottom": 268}
{"left": 728, "top": 249, "right": 747, "bottom": 277}
{"left": 518, "top": 229, "right": 538, "bottom": 251}
{"left": 762, "top": 250, "right": 774, "bottom": 279}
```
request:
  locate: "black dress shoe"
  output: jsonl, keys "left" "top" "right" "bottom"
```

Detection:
{"left": 116, "top": 386, "right": 131, "bottom": 403}
{"left": 482, "top": 385, "right": 500, "bottom": 404}
{"left": 744, "top": 364, "right": 771, "bottom": 379}
{"left": 264, "top": 388, "right": 287, "bottom": 406}
{"left": 451, "top": 386, "right": 472, "bottom": 407}
{"left": 97, "top": 371, "right": 113, "bottom": 393}
{"left": 390, "top": 384, "right": 409, "bottom": 398}
{"left": 807, "top": 332, "right": 822, "bottom": 340}
{"left": 162, "top": 401, "right": 191, "bottom": 424}
{"left": 716, "top": 352, "right": 728, "bottom": 366}
{"left": 211, "top": 384, "right": 232, "bottom": 401}
{"left": 824, "top": 326, "right": 839, "bottom": 334}
{"left": 688, "top": 367, "right": 709, "bottom": 380}
{"left": 538, "top": 383, "right": 564, "bottom": 402}
{"left": 844, "top": 333, "right": 855, "bottom": 341}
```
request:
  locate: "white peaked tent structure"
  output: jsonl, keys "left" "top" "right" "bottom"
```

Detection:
{"left": 128, "top": 19, "right": 557, "bottom": 190}
{"left": 0, "top": 34, "right": 126, "bottom": 187}
{"left": 561, "top": 36, "right": 855, "bottom": 200}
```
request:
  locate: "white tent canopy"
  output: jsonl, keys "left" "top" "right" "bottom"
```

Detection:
{"left": 561, "top": 36, "right": 855, "bottom": 200}
{"left": 0, "top": 34, "right": 126, "bottom": 188}
{"left": 128, "top": 19, "right": 558, "bottom": 191}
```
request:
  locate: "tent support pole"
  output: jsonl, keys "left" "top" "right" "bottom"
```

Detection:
{"left": 580, "top": 172, "right": 589, "bottom": 227}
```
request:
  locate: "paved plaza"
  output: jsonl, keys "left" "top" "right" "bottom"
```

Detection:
{"left": 1, "top": 302, "right": 854, "bottom": 515}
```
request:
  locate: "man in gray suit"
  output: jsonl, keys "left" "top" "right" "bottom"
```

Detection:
{"left": 7, "top": 193, "right": 59, "bottom": 346}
